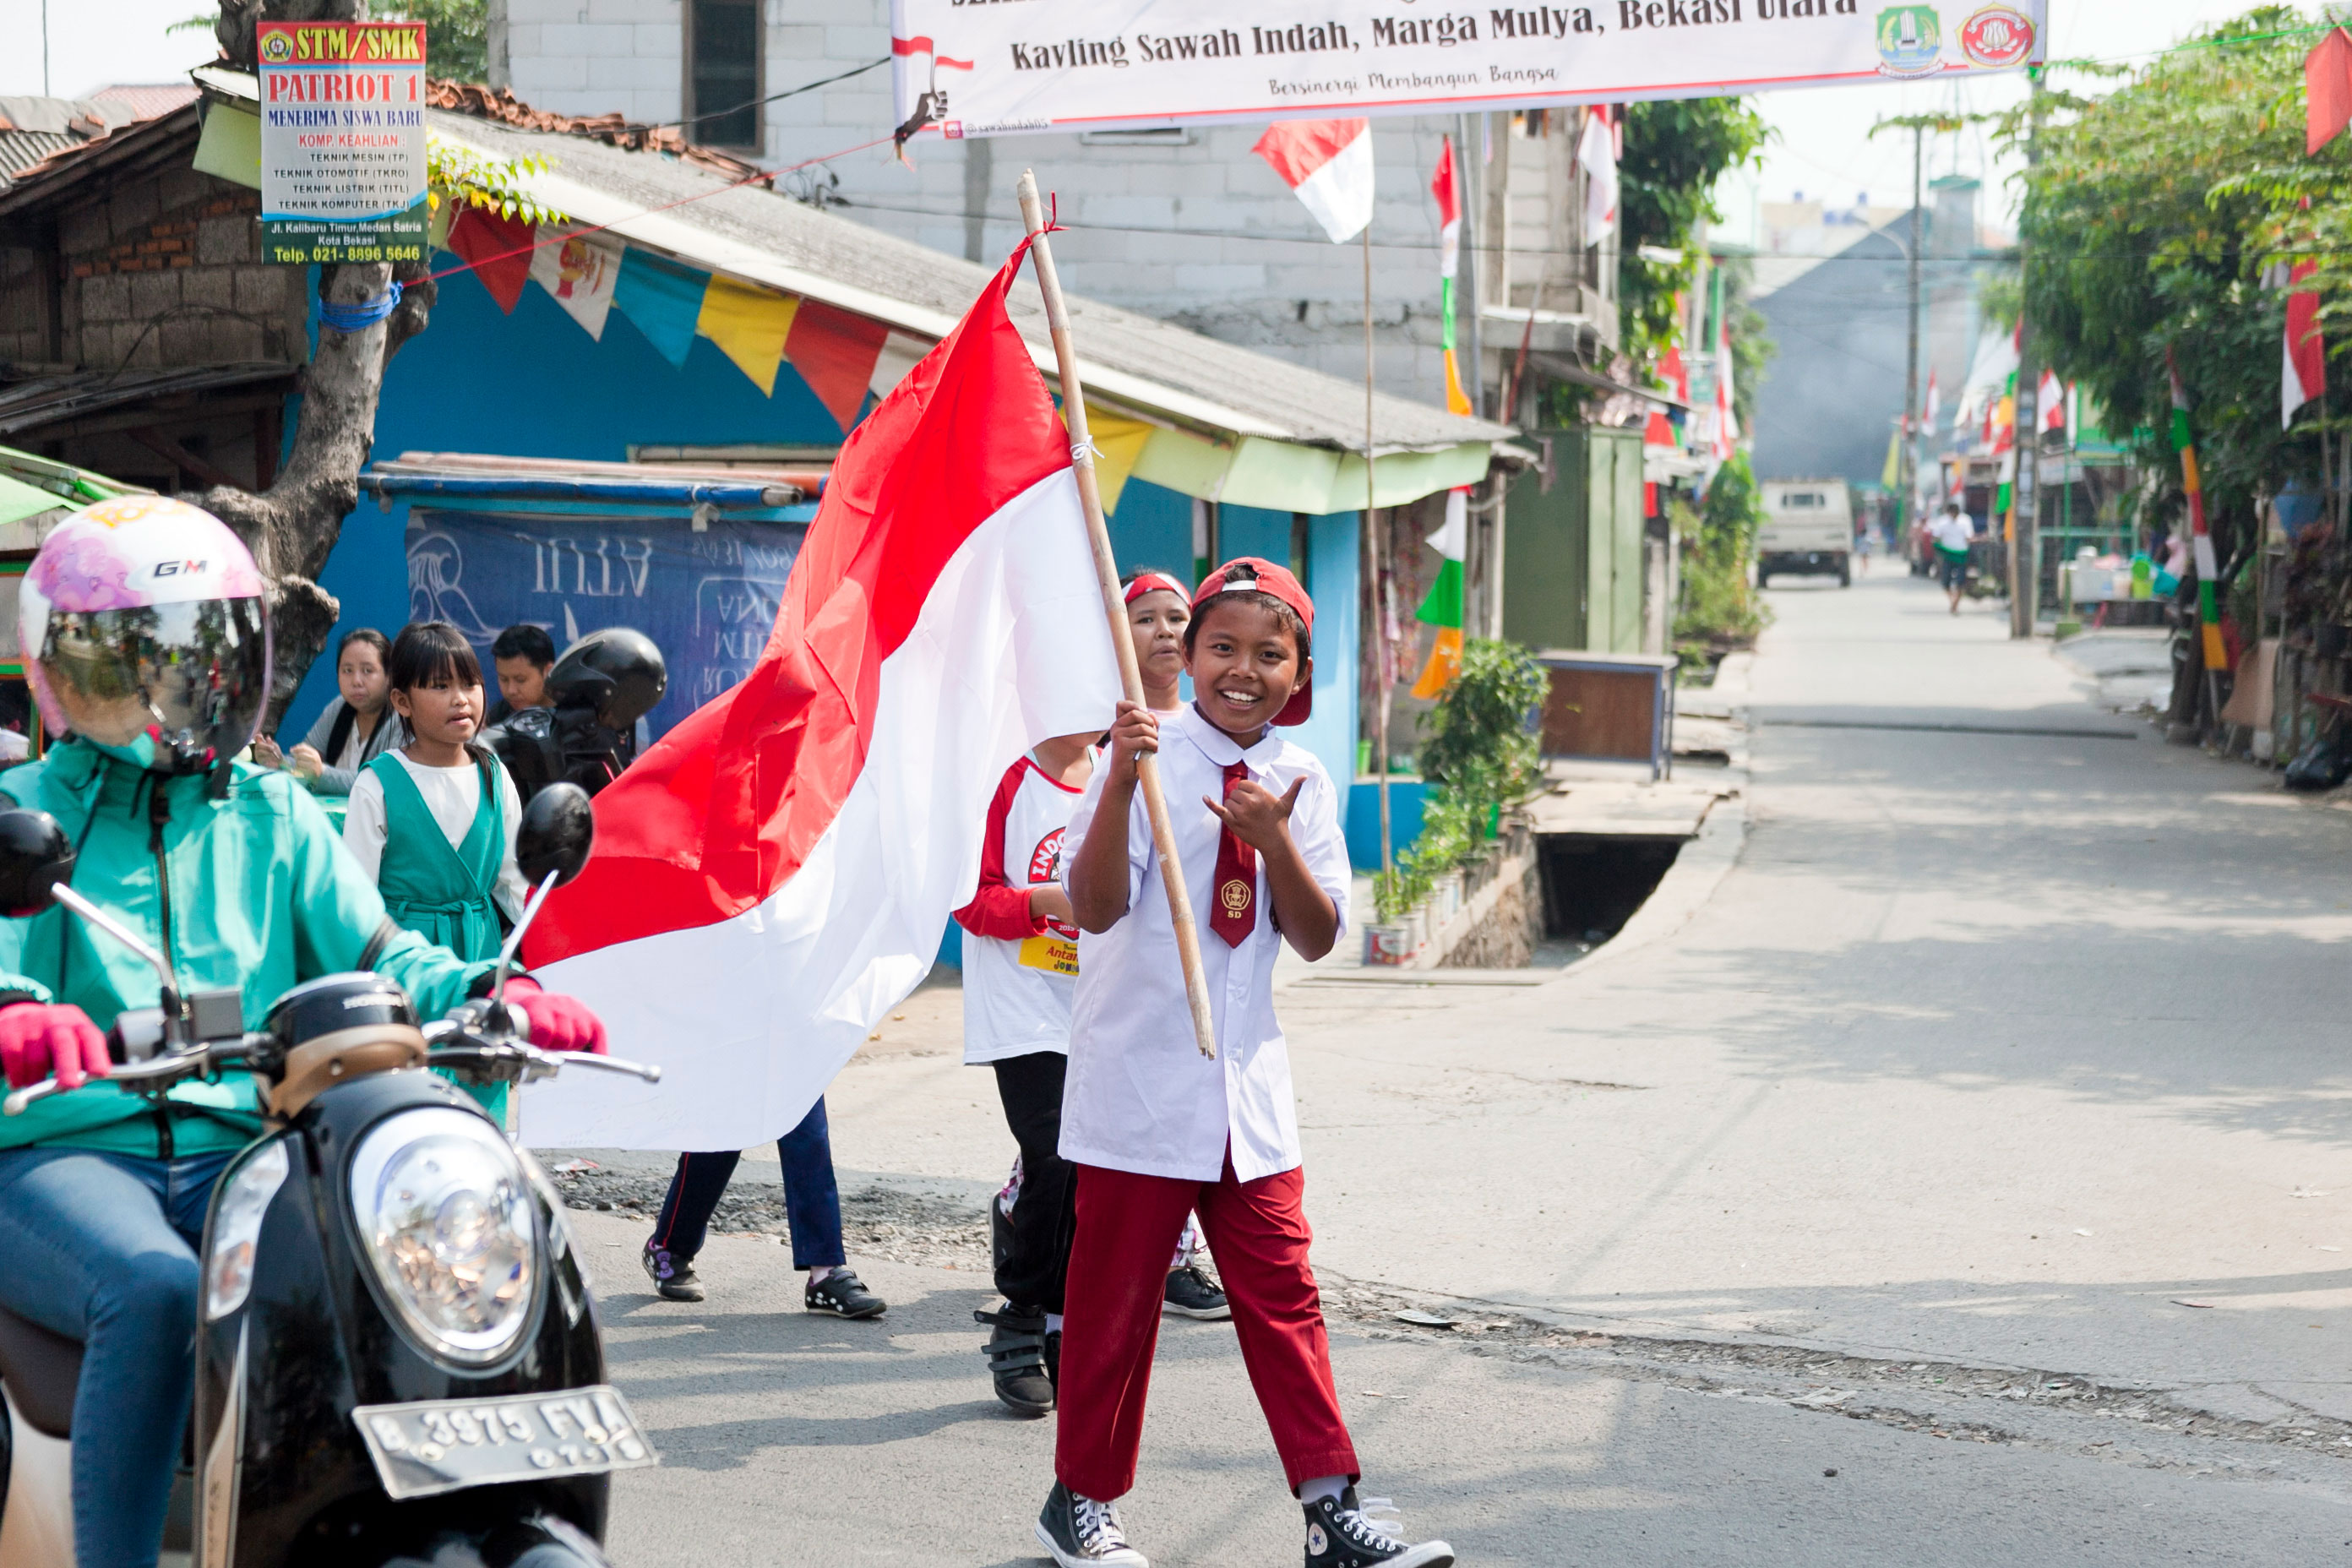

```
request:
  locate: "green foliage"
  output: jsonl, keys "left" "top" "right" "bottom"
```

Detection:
{"left": 1675, "top": 454, "right": 1771, "bottom": 660}
{"left": 1416, "top": 639, "right": 1547, "bottom": 812}
{"left": 2016, "top": 7, "right": 2339, "bottom": 563}
{"left": 427, "top": 138, "right": 564, "bottom": 226}
{"left": 1375, "top": 640, "right": 1546, "bottom": 925}
{"left": 373, "top": 0, "right": 490, "bottom": 81}
{"left": 1620, "top": 97, "right": 1771, "bottom": 374}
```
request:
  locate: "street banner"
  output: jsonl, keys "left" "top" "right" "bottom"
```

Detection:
{"left": 890, "top": 0, "right": 2046, "bottom": 139}
{"left": 256, "top": 19, "right": 427, "bottom": 265}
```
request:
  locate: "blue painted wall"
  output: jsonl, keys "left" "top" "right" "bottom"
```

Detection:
{"left": 291, "top": 265, "right": 849, "bottom": 735}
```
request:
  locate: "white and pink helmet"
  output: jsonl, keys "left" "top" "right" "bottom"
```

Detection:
{"left": 20, "top": 495, "right": 272, "bottom": 772}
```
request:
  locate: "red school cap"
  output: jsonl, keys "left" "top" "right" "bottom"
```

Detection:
{"left": 1122, "top": 570, "right": 1192, "bottom": 606}
{"left": 1191, "top": 556, "right": 1315, "bottom": 726}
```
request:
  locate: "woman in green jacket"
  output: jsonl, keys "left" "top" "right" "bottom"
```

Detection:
{"left": 0, "top": 498, "right": 608, "bottom": 1568}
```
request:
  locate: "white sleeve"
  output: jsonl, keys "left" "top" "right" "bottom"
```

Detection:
{"left": 341, "top": 771, "right": 388, "bottom": 885}
{"left": 1291, "top": 760, "right": 1352, "bottom": 944}
{"left": 1061, "top": 763, "right": 1148, "bottom": 909}
{"left": 490, "top": 763, "right": 531, "bottom": 923}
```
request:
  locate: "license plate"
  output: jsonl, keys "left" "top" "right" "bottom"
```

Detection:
{"left": 353, "top": 1385, "right": 657, "bottom": 1500}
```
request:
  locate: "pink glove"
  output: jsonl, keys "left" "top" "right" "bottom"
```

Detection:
{"left": 503, "top": 978, "right": 607, "bottom": 1055}
{"left": 0, "top": 1002, "right": 110, "bottom": 1091}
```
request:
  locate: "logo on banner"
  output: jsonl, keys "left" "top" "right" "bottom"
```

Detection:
{"left": 1875, "top": 5, "right": 1945, "bottom": 76}
{"left": 1958, "top": 4, "right": 2034, "bottom": 67}
{"left": 259, "top": 30, "right": 294, "bottom": 64}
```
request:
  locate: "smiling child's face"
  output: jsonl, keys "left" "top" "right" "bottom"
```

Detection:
{"left": 1184, "top": 597, "right": 1307, "bottom": 740}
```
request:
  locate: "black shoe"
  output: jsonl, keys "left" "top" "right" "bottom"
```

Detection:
{"left": 1162, "top": 1264, "right": 1231, "bottom": 1320}
{"left": 976, "top": 1301, "right": 1054, "bottom": 1417}
{"left": 804, "top": 1266, "right": 887, "bottom": 1319}
{"left": 1035, "top": 1480, "right": 1147, "bottom": 1567}
{"left": 1303, "top": 1488, "right": 1452, "bottom": 1568}
{"left": 641, "top": 1241, "right": 703, "bottom": 1302}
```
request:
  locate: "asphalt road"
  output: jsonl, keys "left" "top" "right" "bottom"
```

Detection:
{"left": 565, "top": 573, "right": 2352, "bottom": 1563}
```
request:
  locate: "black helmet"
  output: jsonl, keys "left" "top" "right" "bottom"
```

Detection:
{"left": 547, "top": 628, "right": 666, "bottom": 729}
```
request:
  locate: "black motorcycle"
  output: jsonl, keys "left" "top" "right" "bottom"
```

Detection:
{"left": 0, "top": 785, "right": 660, "bottom": 1568}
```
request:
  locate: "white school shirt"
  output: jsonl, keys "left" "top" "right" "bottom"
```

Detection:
{"left": 957, "top": 754, "right": 1087, "bottom": 1065}
{"left": 342, "top": 750, "right": 533, "bottom": 922}
{"left": 1058, "top": 705, "right": 1351, "bottom": 1184}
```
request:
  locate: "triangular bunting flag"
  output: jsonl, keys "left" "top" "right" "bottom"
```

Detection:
{"left": 697, "top": 276, "right": 799, "bottom": 395}
{"left": 529, "top": 226, "right": 623, "bottom": 340}
{"left": 447, "top": 205, "right": 536, "bottom": 313}
{"left": 612, "top": 248, "right": 710, "bottom": 368}
{"left": 783, "top": 298, "right": 891, "bottom": 432}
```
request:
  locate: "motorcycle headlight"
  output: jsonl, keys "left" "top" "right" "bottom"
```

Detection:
{"left": 348, "top": 1108, "right": 538, "bottom": 1366}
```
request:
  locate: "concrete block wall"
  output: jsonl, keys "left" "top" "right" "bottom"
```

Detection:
{"left": 0, "top": 247, "right": 49, "bottom": 365}
{"left": 503, "top": 0, "right": 1504, "bottom": 411}
{"left": 56, "top": 170, "right": 302, "bottom": 372}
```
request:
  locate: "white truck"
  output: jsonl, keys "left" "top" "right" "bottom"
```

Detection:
{"left": 1756, "top": 478, "right": 1854, "bottom": 588}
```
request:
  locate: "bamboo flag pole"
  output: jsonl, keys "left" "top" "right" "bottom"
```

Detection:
{"left": 1015, "top": 171, "right": 1218, "bottom": 1060}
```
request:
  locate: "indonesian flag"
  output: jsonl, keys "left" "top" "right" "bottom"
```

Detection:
{"left": 1578, "top": 106, "right": 1618, "bottom": 242}
{"left": 2038, "top": 368, "right": 2065, "bottom": 433}
{"left": 1254, "top": 118, "right": 1374, "bottom": 244}
{"left": 517, "top": 242, "right": 1120, "bottom": 1151}
{"left": 1923, "top": 370, "right": 1940, "bottom": 436}
{"left": 1410, "top": 487, "right": 1470, "bottom": 699}
{"left": 1431, "top": 136, "right": 1473, "bottom": 416}
{"left": 2285, "top": 257, "right": 2326, "bottom": 428}
{"left": 1714, "top": 309, "right": 1739, "bottom": 460}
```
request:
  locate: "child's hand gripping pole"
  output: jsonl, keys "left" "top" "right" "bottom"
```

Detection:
{"left": 1016, "top": 169, "right": 1218, "bottom": 1060}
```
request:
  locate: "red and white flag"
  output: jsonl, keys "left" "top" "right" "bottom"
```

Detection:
{"left": 1578, "top": 106, "right": 1618, "bottom": 241}
{"left": 518, "top": 244, "right": 1120, "bottom": 1151}
{"left": 2038, "top": 368, "right": 2066, "bottom": 433}
{"left": 1922, "top": 370, "right": 1940, "bottom": 436}
{"left": 1253, "top": 118, "right": 1375, "bottom": 244}
{"left": 2285, "top": 257, "right": 2326, "bottom": 428}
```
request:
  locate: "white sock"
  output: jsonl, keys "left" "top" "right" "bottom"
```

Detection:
{"left": 1047, "top": 1312, "right": 1064, "bottom": 1333}
{"left": 807, "top": 1265, "right": 836, "bottom": 1285}
{"left": 1298, "top": 1475, "right": 1348, "bottom": 1508}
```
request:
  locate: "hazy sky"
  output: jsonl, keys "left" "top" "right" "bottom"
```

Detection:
{"left": 1733, "top": 0, "right": 2284, "bottom": 235}
{"left": 0, "top": 0, "right": 2289, "bottom": 231}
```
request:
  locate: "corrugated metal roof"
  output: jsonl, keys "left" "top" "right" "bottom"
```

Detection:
{"left": 0, "top": 131, "right": 79, "bottom": 181}
{"left": 0, "top": 363, "right": 295, "bottom": 438}
{"left": 427, "top": 110, "right": 1516, "bottom": 456}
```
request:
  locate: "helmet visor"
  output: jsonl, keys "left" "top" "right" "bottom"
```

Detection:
{"left": 34, "top": 597, "right": 270, "bottom": 770}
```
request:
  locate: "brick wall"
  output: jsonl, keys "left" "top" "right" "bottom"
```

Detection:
{"left": 55, "top": 166, "right": 303, "bottom": 373}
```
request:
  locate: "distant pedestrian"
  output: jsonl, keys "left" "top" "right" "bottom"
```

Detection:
{"left": 254, "top": 627, "right": 405, "bottom": 793}
{"left": 1930, "top": 501, "right": 1976, "bottom": 615}
{"left": 640, "top": 1099, "right": 889, "bottom": 1320}
{"left": 487, "top": 622, "right": 558, "bottom": 725}
{"left": 1036, "top": 558, "right": 1451, "bottom": 1568}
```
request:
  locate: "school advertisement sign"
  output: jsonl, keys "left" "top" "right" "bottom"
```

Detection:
{"left": 889, "top": 0, "right": 2044, "bottom": 139}
{"left": 256, "top": 20, "right": 428, "bottom": 265}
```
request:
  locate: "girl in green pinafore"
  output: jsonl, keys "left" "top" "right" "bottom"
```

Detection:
{"left": 342, "top": 623, "right": 531, "bottom": 1119}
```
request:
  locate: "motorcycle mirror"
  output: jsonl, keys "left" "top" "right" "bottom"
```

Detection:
{"left": 514, "top": 782, "right": 595, "bottom": 887}
{"left": 0, "top": 809, "right": 74, "bottom": 919}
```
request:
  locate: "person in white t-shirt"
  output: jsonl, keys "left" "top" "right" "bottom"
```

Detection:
{"left": 957, "top": 734, "right": 1096, "bottom": 1417}
{"left": 1033, "top": 558, "right": 1451, "bottom": 1568}
{"left": 1930, "top": 501, "right": 1978, "bottom": 615}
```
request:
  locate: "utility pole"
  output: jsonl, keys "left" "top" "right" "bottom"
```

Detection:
{"left": 1903, "top": 125, "right": 1923, "bottom": 542}
{"left": 2009, "top": 69, "right": 2046, "bottom": 639}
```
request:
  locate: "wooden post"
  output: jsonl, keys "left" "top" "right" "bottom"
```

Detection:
{"left": 1015, "top": 171, "right": 1218, "bottom": 1059}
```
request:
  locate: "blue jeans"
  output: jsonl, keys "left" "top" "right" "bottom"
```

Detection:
{"left": 0, "top": 1146, "right": 233, "bottom": 1568}
{"left": 651, "top": 1097, "right": 845, "bottom": 1270}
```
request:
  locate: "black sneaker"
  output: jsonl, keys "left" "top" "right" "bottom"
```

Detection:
{"left": 976, "top": 1301, "right": 1054, "bottom": 1416}
{"left": 641, "top": 1242, "right": 703, "bottom": 1302}
{"left": 1162, "top": 1264, "right": 1231, "bottom": 1320}
{"left": 1304, "top": 1488, "right": 1452, "bottom": 1568}
{"left": 804, "top": 1266, "right": 887, "bottom": 1319}
{"left": 1035, "top": 1480, "right": 1147, "bottom": 1568}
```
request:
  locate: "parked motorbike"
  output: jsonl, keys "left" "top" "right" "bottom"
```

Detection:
{"left": 0, "top": 783, "right": 660, "bottom": 1568}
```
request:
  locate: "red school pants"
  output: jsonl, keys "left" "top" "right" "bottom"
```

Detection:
{"left": 1054, "top": 1152, "right": 1359, "bottom": 1500}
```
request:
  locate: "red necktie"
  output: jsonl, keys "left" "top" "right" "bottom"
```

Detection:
{"left": 1210, "top": 760, "right": 1258, "bottom": 948}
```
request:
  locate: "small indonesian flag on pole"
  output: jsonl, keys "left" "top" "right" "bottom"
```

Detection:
{"left": 2285, "top": 257, "right": 2326, "bottom": 428}
{"left": 1431, "top": 136, "right": 1473, "bottom": 417}
{"left": 1923, "top": 369, "right": 1940, "bottom": 437}
{"left": 2169, "top": 350, "right": 2228, "bottom": 675}
{"left": 518, "top": 241, "right": 1121, "bottom": 1151}
{"left": 1578, "top": 106, "right": 1618, "bottom": 241}
{"left": 1410, "top": 487, "right": 1470, "bottom": 699}
{"left": 2039, "top": 369, "right": 2066, "bottom": 433}
{"left": 1253, "top": 118, "right": 1375, "bottom": 244}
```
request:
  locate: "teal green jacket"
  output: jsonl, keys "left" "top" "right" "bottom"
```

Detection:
{"left": 0, "top": 740, "right": 499, "bottom": 1156}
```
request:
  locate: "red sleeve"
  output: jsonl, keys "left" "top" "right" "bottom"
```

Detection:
{"left": 956, "top": 761, "right": 1048, "bottom": 940}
